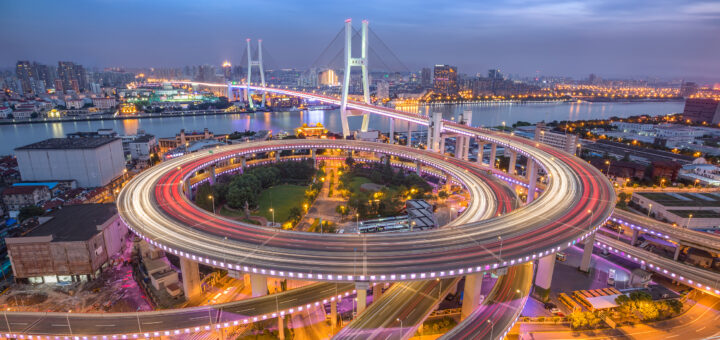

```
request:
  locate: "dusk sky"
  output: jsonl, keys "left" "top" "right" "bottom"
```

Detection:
{"left": 2, "top": 0, "right": 719, "bottom": 80}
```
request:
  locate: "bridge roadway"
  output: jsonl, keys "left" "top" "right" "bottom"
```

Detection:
{"left": 333, "top": 278, "right": 460, "bottom": 340}
{"left": 117, "top": 88, "right": 615, "bottom": 281}
{"left": 611, "top": 208, "right": 720, "bottom": 253}
{"left": 440, "top": 263, "right": 534, "bottom": 340}
{"left": 595, "top": 234, "right": 720, "bottom": 295}
{"left": 0, "top": 282, "right": 354, "bottom": 336}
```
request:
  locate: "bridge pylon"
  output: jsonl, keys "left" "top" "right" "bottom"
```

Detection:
{"left": 246, "top": 38, "right": 266, "bottom": 109}
{"left": 340, "top": 19, "right": 371, "bottom": 138}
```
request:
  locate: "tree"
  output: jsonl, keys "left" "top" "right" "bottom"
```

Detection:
{"left": 438, "top": 190, "right": 449, "bottom": 202}
{"left": 335, "top": 205, "right": 349, "bottom": 219}
{"left": 345, "top": 156, "right": 355, "bottom": 168}
{"left": 18, "top": 205, "right": 44, "bottom": 221}
{"left": 195, "top": 184, "right": 214, "bottom": 212}
{"left": 288, "top": 206, "right": 302, "bottom": 223}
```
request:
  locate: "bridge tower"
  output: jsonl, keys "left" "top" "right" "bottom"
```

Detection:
{"left": 246, "top": 39, "right": 267, "bottom": 109}
{"left": 340, "top": 19, "right": 371, "bottom": 138}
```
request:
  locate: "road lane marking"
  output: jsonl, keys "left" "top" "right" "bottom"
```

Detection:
{"left": 51, "top": 324, "right": 69, "bottom": 327}
{"left": 143, "top": 321, "right": 162, "bottom": 325}
{"left": 97, "top": 324, "right": 116, "bottom": 327}
{"left": 190, "top": 316, "right": 209, "bottom": 320}
{"left": 696, "top": 326, "right": 706, "bottom": 332}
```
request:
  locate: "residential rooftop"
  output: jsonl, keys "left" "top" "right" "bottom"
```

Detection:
{"left": 25, "top": 204, "right": 117, "bottom": 242}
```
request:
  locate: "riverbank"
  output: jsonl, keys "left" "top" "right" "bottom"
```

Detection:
{"left": 0, "top": 109, "right": 249, "bottom": 125}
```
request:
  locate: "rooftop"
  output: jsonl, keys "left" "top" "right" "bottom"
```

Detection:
{"left": 15, "top": 137, "right": 120, "bottom": 151}
{"left": 2, "top": 185, "right": 48, "bottom": 195}
{"left": 25, "top": 204, "right": 117, "bottom": 242}
{"left": 635, "top": 192, "right": 720, "bottom": 207}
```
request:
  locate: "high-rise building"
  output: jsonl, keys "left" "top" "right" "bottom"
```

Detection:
{"left": 222, "top": 61, "right": 232, "bottom": 81}
{"left": 682, "top": 98, "right": 720, "bottom": 124}
{"left": 57, "top": 61, "right": 88, "bottom": 93}
{"left": 376, "top": 81, "right": 390, "bottom": 100}
{"left": 15, "top": 61, "right": 35, "bottom": 95}
{"left": 421, "top": 68, "right": 432, "bottom": 87}
{"left": 318, "top": 69, "right": 339, "bottom": 86}
{"left": 433, "top": 65, "right": 458, "bottom": 94}
{"left": 488, "top": 69, "right": 503, "bottom": 80}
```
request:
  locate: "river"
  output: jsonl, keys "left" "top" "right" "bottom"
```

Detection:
{"left": 0, "top": 101, "right": 683, "bottom": 155}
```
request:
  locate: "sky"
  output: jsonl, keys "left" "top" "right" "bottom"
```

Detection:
{"left": 2, "top": 0, "right": 719, "bottom": 81}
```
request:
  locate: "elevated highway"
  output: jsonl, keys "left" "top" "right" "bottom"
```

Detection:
{"left": 611, "top": 208, "right": 720, "bottom": 253}
{"left": 595, "top": 234, "right": 720, "bottom": 295}
{"left": 0, "top": 282, "right": 353, "bottom": 337}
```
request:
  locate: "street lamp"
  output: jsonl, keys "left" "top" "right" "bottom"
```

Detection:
{"left": 498, "top": 236, "right": 503, "bottom": 261}
{"left": 647, "top": 204, "right": 652, "bottom": 218}
{"left": 208, "top": 195, "right": 215, "bottom": 214}
{"left": 269, "top": 208, "right": 275, "bottom": 227}
{"left": 686, "top": 214, "right": 693, "bottom": 229}
{"left": 356, "top": 213, "right": 360, "bottom": 233}
{"left": 396, "top": 317, "right": 403, "bottom": 340}
{"left": 605, "top": 160, "right": 611, "bottom": 176}
{"left": 487, "top": 319, "right": 494, "bottom": 340}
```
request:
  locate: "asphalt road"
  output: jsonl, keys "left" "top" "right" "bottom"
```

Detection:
{"left": 0, "top": 282, "right": 354, "bottom": 336}
{"left": 333, "top": 278, "right": 460, "bottom": 340}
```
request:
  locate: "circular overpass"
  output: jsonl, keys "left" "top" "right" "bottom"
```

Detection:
{"left": 118, "top": 134, "right": 614, "bottom": 282}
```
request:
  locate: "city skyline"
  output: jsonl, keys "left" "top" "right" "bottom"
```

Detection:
{"left": 1, "top": 0, "right": 719, "bottom": 81}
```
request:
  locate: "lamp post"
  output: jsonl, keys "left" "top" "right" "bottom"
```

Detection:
{"left": 498, "top": 236, "right": 503, "bottom": 261}
{"left": 647, "top": 204, "right": 652, "bottom": 218}
{"left": 605, "top": 160, "right": 611, "bottom": 176}
{"left": 269, "top": 208, "right": 275, "bottom": 227}
{"left": 396, "top": 317, "right": 404, "bottom": 340}
{"left": 356, "top": 213, "right": 360, "bottom": 234}
{"left": 686, "top": 214, "right": 693, "bottom": 229}
{"left": 208, "top": 195, "right": 215, "bottom": 214}
{"left": 487, "top": 319, "right": 494, "bottom": 340}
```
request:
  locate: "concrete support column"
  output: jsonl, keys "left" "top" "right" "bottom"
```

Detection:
{"left": 580, "top": 233, "right": 596, "bottom": 272}
{"left": 489, "top": 144, "right": 497, "bottom": 168}
{"left": 209, "top": 164, "right": 216, "bottom": 185}
{"left": 180, "top": 257, "right": 201, "bottom": 300}
{"left": 416, "top": 161, "right": 422, "bottom": 175}
{"left": 535, "top": 254, "right": 556, "bottom": 291}
{"left": 508, "top": 150, "right": 517, "bottom": 175}
{"left": 526, "top": 161, "right": 537, "bottom": 204}
{"left": 331, "top": 299, "right": 338, "bottom": 329}
{"left": 461, "top": 273, "right": 484, "bottom": 321}
{"left": 389, "top": 118, "right": 395, "bottom": 144}
{"left": 439, "top": 137, "right": 446, "bottom": 155}
{"left": 407, "top": 122, "right": 413, "bottom": 147}
{"left": 372, "top": 283, "right": 382, "bottom": 302}
{"left": 241, "top": 156, "right": 247, "bottom": 170}
{"left": 477, "top": 142, "right": 485, "bottom": 165}
{"left": 275, "top": 151, "right": 280, "bottom": 162}
{"left": 462, "top": 136, "right": 470, "bottom": 161}
{"left": 674, "top": 244, "right": 683, "bottom": 261}
{"left": 311, "top": 148, "right": 317, "bottom": 165}
{"left": 250, "top": 274, "right": 268, "bottom": 297}
{"left": 184, "top": 178, "right": 192, "bottom": 199}
{"left": 631, "top": 229, "right": 639, "bottom": 245}
{"left": 278, "top": 316, "right": 285, "bottom": 340}
{"left": 356, "top": 282, "right": 369, "bottom": 315}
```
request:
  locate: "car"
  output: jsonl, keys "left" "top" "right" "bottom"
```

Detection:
{"left": 543, "top": 302, "right": 557, "bottom": 310}
{"left": 550, "top": 307, "right": 561, "bottom": 315}
{"left": 556, "top": 252, "right": 567, "bottom": 262}
{"left": 600, "top": 249, "right": 610, "bottom": 257}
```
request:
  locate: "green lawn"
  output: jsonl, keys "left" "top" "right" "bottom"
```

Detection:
{"left": 348, "top": 176, "right": 373, "bottom": 192}
{"left": 257, "top": 184, "right": 307, "bottom": 223}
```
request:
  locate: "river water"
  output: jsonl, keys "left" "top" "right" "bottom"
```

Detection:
{"left": 0, "top": 101, "right": 683, "bottom": 155}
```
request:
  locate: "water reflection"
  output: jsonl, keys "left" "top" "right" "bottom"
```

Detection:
{"left": 0, "top": 101, "right": 683, "bottom": 155}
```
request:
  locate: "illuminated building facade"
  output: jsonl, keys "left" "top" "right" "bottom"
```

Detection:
{"left": 682, "top": 98, "right": 720, "bottom": 124}
{"left": 433, "top": 64, "right": 458, "bottom": 94}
